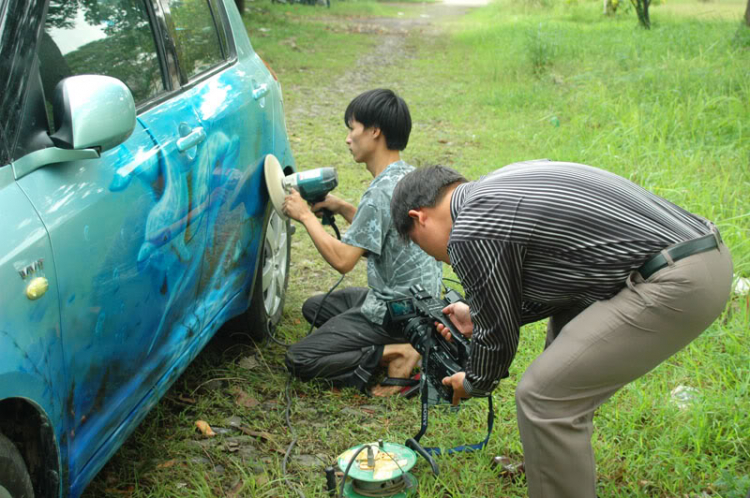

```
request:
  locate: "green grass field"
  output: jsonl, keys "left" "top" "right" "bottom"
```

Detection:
{"left": 85, "top": 0, "right": 749, "bottom": 496}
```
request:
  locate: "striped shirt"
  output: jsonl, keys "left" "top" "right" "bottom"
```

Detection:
{"left": 448, "top": 160, "right": 713, "bottom": 396}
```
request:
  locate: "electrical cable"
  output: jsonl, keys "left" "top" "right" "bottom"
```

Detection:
{"left": 266, "top": 220, "right": 345, "bottom": 347}
{"left": 330, "top": 220, "right": 341, "bottom": 240}
{"left": 305, "top": 273, "right": 345, "bottom": 336}
{"left": 282, "top": 376, "right": 306, "bottom": 498}
{"left": 278, "top": 218, "right": 344, "bottom": 497}
{"left": 441, "top": 277, "right": 463, "bottom": 288}
{"left": 265, "top": 272, "right": 344, "bottom": 348}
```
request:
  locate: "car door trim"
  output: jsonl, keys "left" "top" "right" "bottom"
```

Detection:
{"left": 12, "top": 147, "right": 100, "bottom": 180}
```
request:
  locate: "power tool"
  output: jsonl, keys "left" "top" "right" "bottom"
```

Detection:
{"left": 264, "top": 154, "right": 339, "bottom": 226}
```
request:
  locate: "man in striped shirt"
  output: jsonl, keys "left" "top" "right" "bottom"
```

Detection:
{"left": 390, "top": 160, "right": 733, "bottom": 497}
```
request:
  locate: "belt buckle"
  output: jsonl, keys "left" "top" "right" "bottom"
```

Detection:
{"left": 710, "top": 226, "right": 722, "bottom": 247}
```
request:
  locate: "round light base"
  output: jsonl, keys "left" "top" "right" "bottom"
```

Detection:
{"left": 342, "top": 472, "right": 418, "bottom": 498}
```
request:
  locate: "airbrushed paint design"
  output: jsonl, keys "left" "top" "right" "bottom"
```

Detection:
{"left": 108, "top": 124, "right": 246, "bottom": 355}
{"left": 1, "top": 54, "right": 293, "bottom": 496}
{"left": 60, "top": 71, "right": 275, "bottom": 491}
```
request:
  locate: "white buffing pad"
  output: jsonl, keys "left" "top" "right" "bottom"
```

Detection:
{"left": 264, "top": 154, "right": 288, "bottom": 220}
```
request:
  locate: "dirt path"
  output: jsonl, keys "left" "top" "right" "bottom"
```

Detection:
{"left": 282, "top": 0, "right": 488, "bottom": 290}
{"left": 285, "top": 0, "right": 487, "bottom": 126}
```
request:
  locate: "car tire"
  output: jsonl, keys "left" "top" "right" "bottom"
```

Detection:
{"left": 236, "top": 203, "right": 291, "bottom": 341}
{"left": 0, "top": 433, "right": 34, "bottom": 498}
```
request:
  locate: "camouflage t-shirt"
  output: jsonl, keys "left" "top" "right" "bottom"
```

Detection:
{"left": 341, "top": 161, "right": 443, "bottom": 325}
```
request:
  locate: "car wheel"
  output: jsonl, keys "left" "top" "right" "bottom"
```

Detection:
{"left": 0, "top": 433, "right": 34, "bottom": 498}
{"left": 242, "top": 204, "right": 291, "bottom": 341}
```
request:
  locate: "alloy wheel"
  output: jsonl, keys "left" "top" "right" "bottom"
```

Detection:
{"left": 261, "top": 210, "right": 288, "bottom": 318}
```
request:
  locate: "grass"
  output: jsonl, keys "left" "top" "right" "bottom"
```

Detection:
{"left": 86, "top": 0, "right": 749, "bottom": 496}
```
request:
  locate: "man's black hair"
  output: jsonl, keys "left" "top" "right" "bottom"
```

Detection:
{"left": 344, "top": 89, "right": 411, "bottom": 151}
{"left": 391, "top": 165, "right": 467, "bottom": 241}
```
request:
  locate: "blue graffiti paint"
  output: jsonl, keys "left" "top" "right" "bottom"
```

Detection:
{"left": 0, "top": 1, "right": 297, "bottom": 495}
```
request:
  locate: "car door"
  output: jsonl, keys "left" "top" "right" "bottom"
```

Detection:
{"left": 16, "top": 0, "right": 210, "bottom": 490}
{"left": 158, "top": 0, "right": 278, "bottom": 327}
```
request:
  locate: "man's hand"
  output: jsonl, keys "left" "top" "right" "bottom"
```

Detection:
{"left": 436, "top": 302, "right": 474, "bottom": 341}
{"left": 310, "top": 193, "right": 343, "bottom": 215}
{"left": 442, "top": 371, "right": 469, "bottom": 406}
{"left": 311, "top": 193, "right": 357, "bottom": 224}
{"left": 283, "top": 188, "right": 313, "bottom": 222}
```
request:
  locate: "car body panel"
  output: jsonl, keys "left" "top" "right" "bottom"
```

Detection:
{"left": 0, "top": 165, "right": 66, "bottom": 451}
{"left": 0, "top": 164, "right": 65, "bottom": 407}
{"left": 0, "top": 0, "right": 295, "bottom": 496}
{"left": 16, "top": 97, "right": 212, "bottom": 486}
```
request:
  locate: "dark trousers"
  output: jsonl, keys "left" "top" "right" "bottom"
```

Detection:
{"left": 285, "top": 287, "right": 406, "bottom": 391}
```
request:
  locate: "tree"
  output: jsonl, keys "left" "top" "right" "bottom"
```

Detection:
{"left": 630, "top": 0, "right": 652, "bottom": 29}
{"left": 745, "top": 0, "right": 750, "bottom": 26}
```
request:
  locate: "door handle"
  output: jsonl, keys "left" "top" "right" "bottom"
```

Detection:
{"left": 176, "top": 126, "right": 206, "bottom": 152}
{"left": 253, "top": 83, "right": 269, "bottom": 101}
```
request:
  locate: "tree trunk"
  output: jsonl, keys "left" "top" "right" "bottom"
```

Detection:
{"left": 630, "top": 0, "right": 651, "bottom": 28}
{"left": 745, "top": 0, "right": 750, "bottom": 26}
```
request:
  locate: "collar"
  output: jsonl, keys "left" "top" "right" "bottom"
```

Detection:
{"left": 371, "top": 159, "right": 408, "bottom": 185}
{"left": 449, "top": 181, "right": 475, "bottom": 222}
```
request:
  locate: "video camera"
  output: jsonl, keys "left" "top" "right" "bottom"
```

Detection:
{"left": 386, "top": 284, "right": 471, "bottom": 402}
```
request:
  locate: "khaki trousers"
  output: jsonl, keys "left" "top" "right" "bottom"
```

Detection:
{"left": 515, "top": 243, "right": 733, "bottom": 498}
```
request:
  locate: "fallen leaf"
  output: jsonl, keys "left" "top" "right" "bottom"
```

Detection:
{"left": 234, "top": 388, "right": 260, "bottom": 409}
{"left": 195, "top": 420, "right": 216, "bottom": 437}
{"left": 227, "top": 480, "right": 245, "bottom": 497}
{"left": 157, "top": 459, "right": 178, "bottom": 469}
{"left": 238, "top": 356, "right": 259, "bottom": 370}
{"left": 237, "top": 427, "right": 285, "bottom": 454}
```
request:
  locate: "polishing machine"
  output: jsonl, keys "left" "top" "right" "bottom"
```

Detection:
{"left": 264, "top": 154, "right": 339, "bottom": 226}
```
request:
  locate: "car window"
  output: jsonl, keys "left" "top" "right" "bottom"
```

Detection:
{"left": 41, "top": 0, "right": 165, "bottom": 111}
{"left": 165, "top": 0, "right": 225, "bottom": 81}
{"left": 0, "top": 0, "right": 46, "bottom": 165}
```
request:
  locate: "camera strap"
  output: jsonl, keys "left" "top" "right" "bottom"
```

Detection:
{"left": 405, "top": 351, "right": 495, "bottom": 476}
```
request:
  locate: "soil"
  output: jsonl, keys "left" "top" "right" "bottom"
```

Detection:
{"left": 284, "top": 0, "right": 488, "bottom": 126}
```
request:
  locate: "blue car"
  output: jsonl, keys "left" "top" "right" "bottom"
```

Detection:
{"left": 0, "top": 0, "right": 295, "bottom": 496}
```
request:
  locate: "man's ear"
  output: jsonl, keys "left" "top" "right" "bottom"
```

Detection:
{"left": 407, "top": 209, "right": 426, "bottom": 227}
{"left": 370, "top": 126, "right": 382, "bottom": 140}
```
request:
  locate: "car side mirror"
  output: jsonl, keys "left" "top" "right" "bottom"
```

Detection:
{"left": 50, "top": 75, "right": 136, "bottom": 151}
{"left": 12, "top": 75, "right": 137, "bottom": 180}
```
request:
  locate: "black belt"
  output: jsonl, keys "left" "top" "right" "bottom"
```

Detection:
{"left": 638, "top": 232, "right": 720, "bottom": 280}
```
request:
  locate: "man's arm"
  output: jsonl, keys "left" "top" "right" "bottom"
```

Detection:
{"left": 284, "top": 189, "right": 365, "bottom": 273}
{"left": 449, "top": 238, "right": 525, "bottom": 397}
